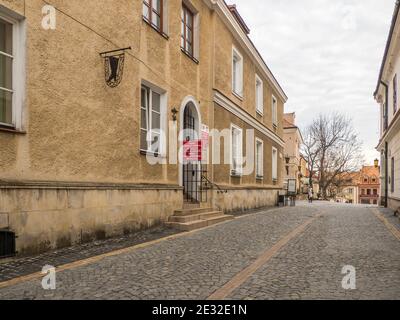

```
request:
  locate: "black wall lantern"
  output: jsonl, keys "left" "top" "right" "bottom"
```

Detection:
{"left": 171, "top": 108, "right": 178, "bottom": 122}
{"left": 99, "top": 47, "right": 131, "bottom": 88}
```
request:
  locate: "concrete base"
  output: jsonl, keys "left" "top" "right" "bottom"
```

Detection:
{"left": 0, "top": 183, "right": 183, "bottom": 256}
{"left": 388, "top": 197, "right": 400, "bottom": 216}
{"left": 212, "top": 188, "right": 279, "bottom": 213}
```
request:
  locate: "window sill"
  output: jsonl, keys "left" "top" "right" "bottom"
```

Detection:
{"left": 140, "top": 150, "right": 166, "bottom": 159}
{"left": 256, "top": 176, "right": 264, "bottom": 181}
{"left": 142, "top": 18, "right": 169, "bottom": 40}
{"left": 180, "top": 48, "right": 199, "bottom": 64}
{"left": 256, "top": 110, "right": 264, "bottom": 117}
{"left": 232, "top": 91, "right": 244, "bottom": 101}
{"left": 0, "top": 126, "right": 26, "bottom": 135}
{"left": 231, "top": 171, "right": 242, "bottom": 178}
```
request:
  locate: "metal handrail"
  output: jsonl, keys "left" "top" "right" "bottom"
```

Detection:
{"left": 201, "top": 175, "right": 228, "bottom": 194}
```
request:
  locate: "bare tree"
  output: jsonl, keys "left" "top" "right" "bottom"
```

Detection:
{"left": 301, "top": 112, "right": 364, "bottom": 199}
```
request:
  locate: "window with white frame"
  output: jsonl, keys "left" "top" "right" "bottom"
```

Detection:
{"left": 256, "top": 139, "right": 264, "bottom": 179}
{"left": 140, "top": 84, "right": 166, "bottom": 156}
{"left": 255, "top": 75, "right": 263, "bottom": 115}
{"left": 0, "top": 11, "right": 24, "bottom": 130}
{"left": 232, "top": 47, "right": 243, "bottom": 97}
{"left": 272, "top": 147, "right": 278, "bottom": 181}
{"left": 231, "top": 124, "right": 243, "bottom": 176}
{"left": 272, "top": 95, "right": 278, "bottom": 126}
{"left": 0, "top": 17, "right": 13, "bottom": 126}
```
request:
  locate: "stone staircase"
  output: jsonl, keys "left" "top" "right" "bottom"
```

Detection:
{"left": 167, "top": 207, "right": 234, "bottom": 231}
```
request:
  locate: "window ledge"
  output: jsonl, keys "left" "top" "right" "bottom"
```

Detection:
{"left": 231, "top": 171, "right": 242, "bottom": 178}
{"left": 140, "top": 150, "right": 166, "bottom": 159}
{"left": 142, "top": 18, "right": 169, "bottom": 40}
{"left": 0, "top": 126, "right": 26, "bottom": 135}
{"left": 232, "top": 91, "right": 244, "bottom": 101}
{"left": 180, "top": 48, "right": 199, "bottom": 64}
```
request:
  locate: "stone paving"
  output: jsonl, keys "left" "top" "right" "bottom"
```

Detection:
{"left": 0, "top": 225, "right": 180, "bottom": 282}
{"left": 0, "top": 202, "right": 399, "bottom": 300}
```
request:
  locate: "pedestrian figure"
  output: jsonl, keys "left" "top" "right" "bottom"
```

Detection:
{"left": 308, "top": 188, "right": 314, "bottom": 203}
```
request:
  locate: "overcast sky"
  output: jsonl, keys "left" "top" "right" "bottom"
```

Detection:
{"left": 226, "top": 0, "right": 395, "bottom": 164}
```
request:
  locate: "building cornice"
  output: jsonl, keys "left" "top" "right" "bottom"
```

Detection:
{"left": 377, "top": 107, "right": 400, "bottom": 150}
{"left": 213, "top": 90, "right": 285, "bottom": 147}
{"left": 0, "top": 180, "right": 183, "bottom": 191}
{"left": 374, "top": 1, "right": 400, "bottom": 98}
{"left": 205, "top": 0, "right": 288, "bottom": 103}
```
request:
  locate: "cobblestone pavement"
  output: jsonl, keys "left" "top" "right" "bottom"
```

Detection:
{"left": 0, "top": 226, "right": 181, "bottom": 282}
{"left": 0, "top": 202, "right": 399, "bottom": 300}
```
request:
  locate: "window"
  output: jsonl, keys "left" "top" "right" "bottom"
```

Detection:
{"left": 272, "top": 147, "right": 278, "bottom": 181}
{"left": 255, "top": 139, "right": 264, "bottom": 179}
{"left": 361, "top": 189, "right": 365, "bottom": 195}
{"left": 393, "top": 74, "right": 397, "bottom": 114}
{"left": 231, "top": 125, "right": 243, "bottom": 176}
{"left": 391, "top": 157, "right": 395, "bottom": 193}
{"left": 140, "top": 84, "right": 165, "bottom": 156}
{"left": 0, "top": 12, "right": 24, "bottom": 130}
{"left": 0, "top": 17, "right": 13, "bottom": 126}
{"left": 143, "top": 0, "right": 163, "bottom": 32}
{"left": 255, "top": 75, "right": 263, "bottom": 115}
{"left": 373, "top": 189, "right": 378, "bottom": 196}
{"left": 367, "top": 189, "right": 371, "bottom": 196}
{"left": 181, "top": 4, "right": 194, "bottom": 57}
{"left": 232, "top": 48, "right": 243, "bottom": 97}
{"left": 272, "top": 95, "right": 278, "bottom": 126}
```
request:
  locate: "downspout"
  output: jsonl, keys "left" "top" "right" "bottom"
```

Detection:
{"left": 380, "top": 81, "right": 389, "bottom": 208}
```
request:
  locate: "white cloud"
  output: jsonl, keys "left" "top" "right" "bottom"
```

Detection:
{"left": 226, "top": 0, "right": 395, "bottom": 165}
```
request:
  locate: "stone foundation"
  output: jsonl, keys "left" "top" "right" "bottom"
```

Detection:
{"left": 388, "top": 196, "right": 400, "bottom": 213}
{"left": 212, "top": 188, "right": 279, "bottom": 213}
{"left": 0, "top": 182, "right": 183, "bottom": 256}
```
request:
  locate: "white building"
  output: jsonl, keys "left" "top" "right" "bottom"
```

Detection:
{"left": 374, "top": 1, "right": 400, "bottom": 211}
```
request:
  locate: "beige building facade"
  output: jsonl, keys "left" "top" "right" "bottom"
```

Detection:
{"left": 283, "top": 113, "right": 303, "bottom": 194}
{"left": 0, "top": 0, "right": 287, "bottom": 255}
{"left": 374, "top": 1, "right": 400, "bottom": 211}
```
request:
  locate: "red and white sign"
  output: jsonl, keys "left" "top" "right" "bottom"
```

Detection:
{"left": 183, "top": 140, "right": 202, "bottom": 161}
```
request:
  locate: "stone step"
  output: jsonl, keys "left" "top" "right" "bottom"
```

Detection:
{"left": 169, "top": 211, "right": 224, "bottom": 223}
{"left": 174, "top": 208, "right": 214, "bottom": 216}
{"left": 166, "top": 214, "right": 234, "bottom": 232}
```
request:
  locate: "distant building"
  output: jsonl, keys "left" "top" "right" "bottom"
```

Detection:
{"left": 358, "top": 166, "right": 380, "bottom": 205}
{"left": 336, "top": 172, "right": 360, "bottom": 204}
{"left": 283, "top": 113, "right": 304, "bottom": 194}
{"left": 335, "top": 166, "right": 380, "bottom": 205}
{"left": 374, "top": 1, "right": 400, "bottom": 210}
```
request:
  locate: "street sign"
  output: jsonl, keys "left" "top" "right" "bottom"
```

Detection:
{"left": 183, "top": 140, "right": 202, "bottom": 161}
{"left": 288, "top": 179, "right": 297, "bottom": 195}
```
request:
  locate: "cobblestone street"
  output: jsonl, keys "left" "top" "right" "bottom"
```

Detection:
{"left": 0, "top": 202, "right": 399, "bottom": 300}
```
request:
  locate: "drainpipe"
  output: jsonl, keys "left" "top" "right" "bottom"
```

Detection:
{"left": 380, "top": 81, "right": 389, "bottom": 208}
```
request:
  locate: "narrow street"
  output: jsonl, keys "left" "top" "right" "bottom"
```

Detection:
{"left": 0, "top": 202, "right": 399, "bottom": 300}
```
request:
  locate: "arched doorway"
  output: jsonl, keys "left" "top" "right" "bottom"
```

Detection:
{"left": 180, "top": 98, "right": 202, "bottom": 203}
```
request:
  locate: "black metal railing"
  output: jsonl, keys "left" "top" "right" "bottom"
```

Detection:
{"left": 201, "top": 175, "right": 228, "bottom": 194}
{"left": 183, "top": 163, "right": 208, "bottom": 203}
